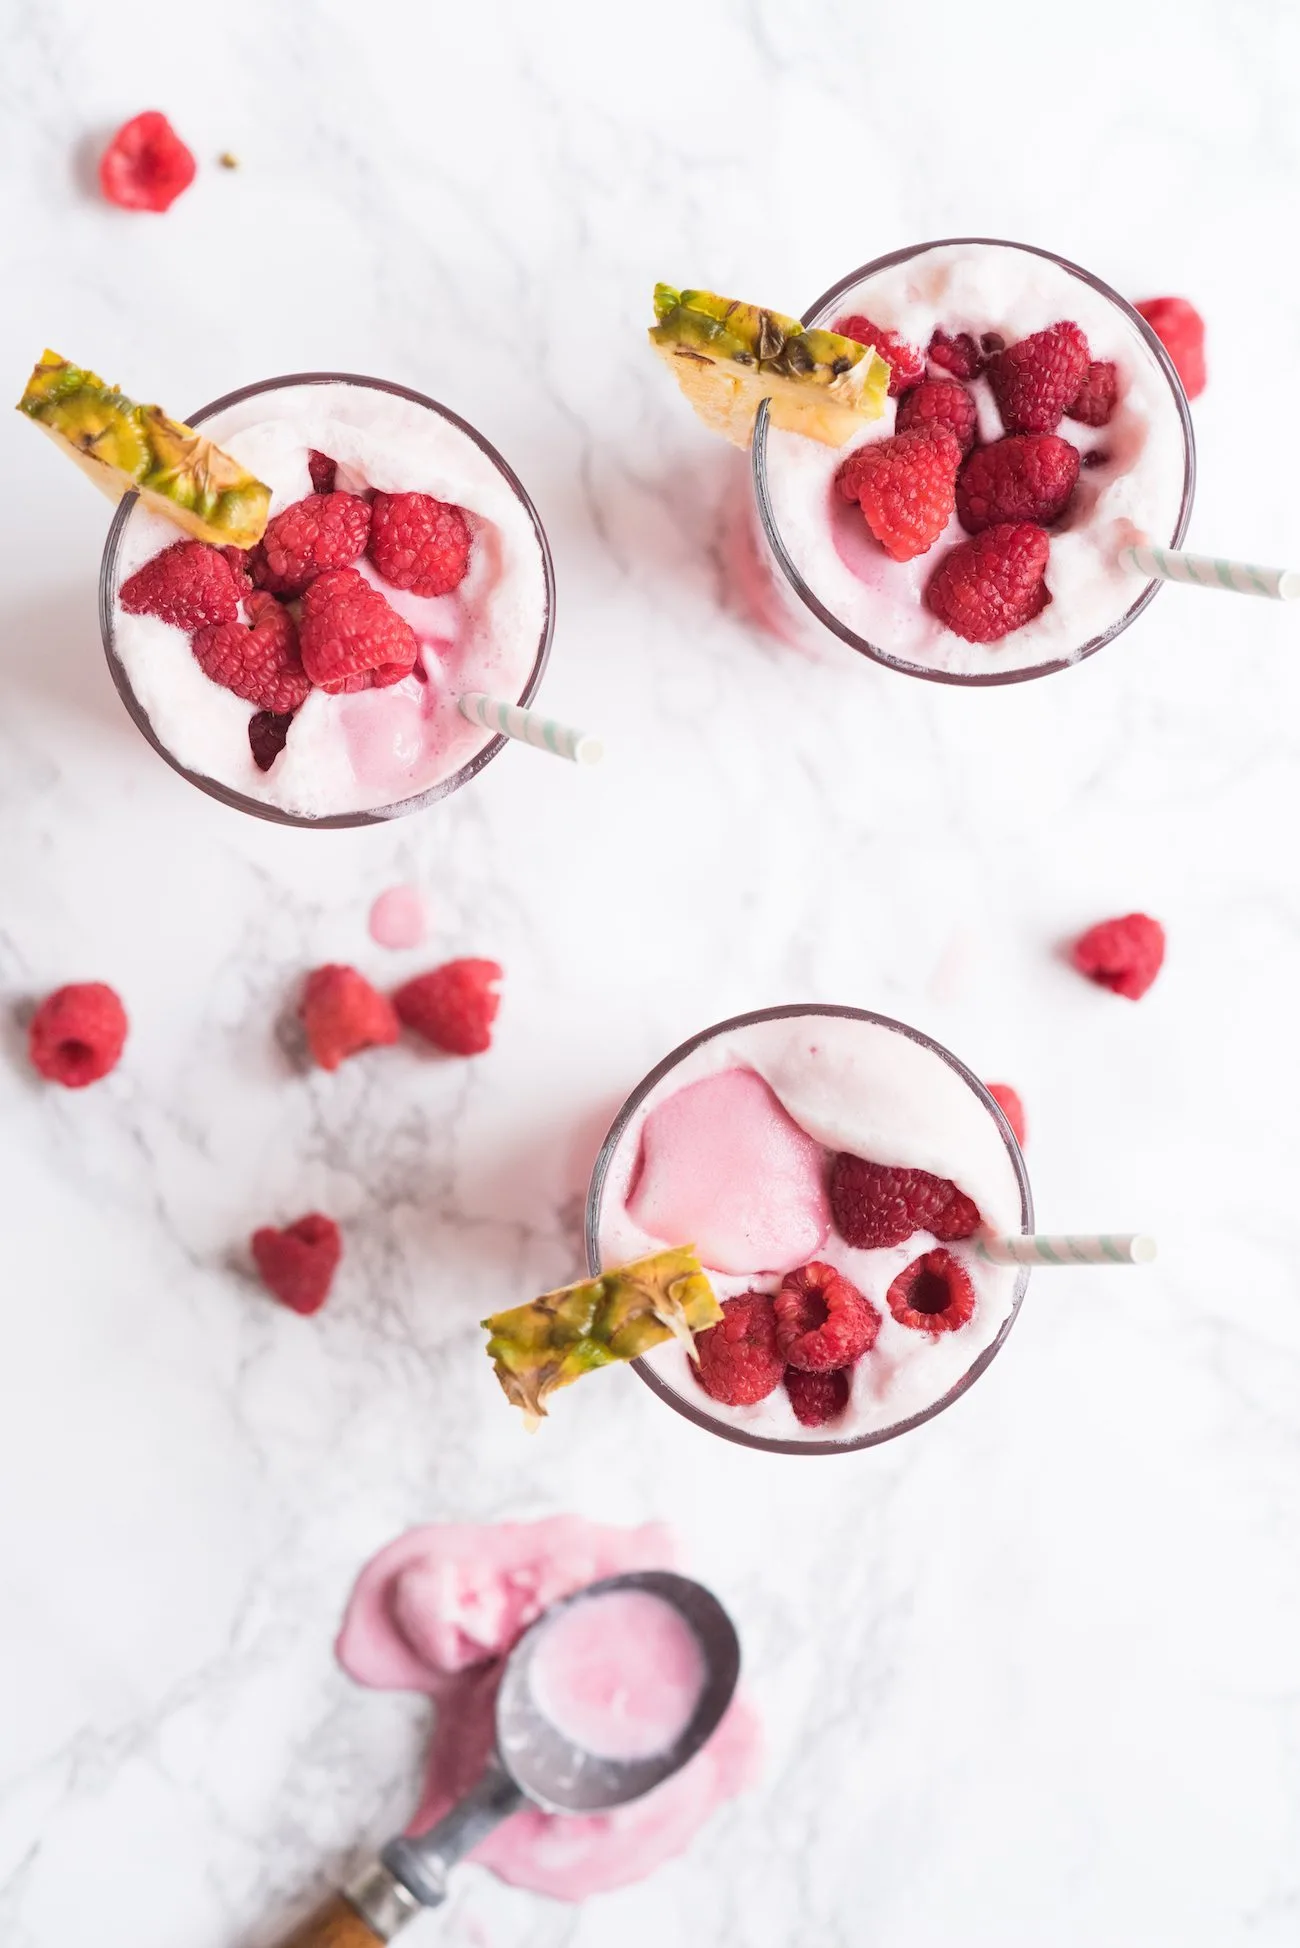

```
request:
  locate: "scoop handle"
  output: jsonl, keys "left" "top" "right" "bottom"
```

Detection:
{"left": 277, "top": 1895, "right": 385, "bottom": 1948}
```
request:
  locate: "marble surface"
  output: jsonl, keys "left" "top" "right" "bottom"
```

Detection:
{"left": 3, "top": 1, "right": 1300, "bottom": 1942}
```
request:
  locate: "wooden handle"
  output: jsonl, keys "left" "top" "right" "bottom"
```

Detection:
{"left": 278, "top": 1894, "right": 386, "bottom": 1948}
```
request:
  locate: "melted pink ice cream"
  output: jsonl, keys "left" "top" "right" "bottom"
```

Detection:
{"left": 335, "top": 1517, "right": 760, "bottom": 1902}
{"left": 368, "top": 884, "right": 430, "bottom": 950}
{"left": 627, "top": 1067, "right": 831, "bottom": 1274}
{"left": 529, "top": 1588, "right": 706, "bottom": 1762}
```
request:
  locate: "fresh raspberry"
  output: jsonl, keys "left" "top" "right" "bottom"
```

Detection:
{"left": 119, "top": 539, "right": 239, "bottom": 631}
{"left": 985, "top": 1083, "right": 1027, "bottom": 1148}
{"left": 987, "top": 322, "right": 1090, "bottom": 434}
{"left": 774, "top": 1261, "right": 881, "bottom": 1372}
{"left": 886, "top": 1249, "right": 976, "bottom": 1334}
{"left": 956, "top": 435, "right": 1080, "bottom": 535}
{"left": 98, "top": 112, "right": 196, "bottom": 212}
{"left": 300, "top": 965, "right": 400, "bottom": 1071}
{"left": 191, "top": 591, "right": 312, "bottom": 713}
{"left": 834, "top": 314, "right": 925, "bottom": 395}
{"left": 784, "top": 1366, "right": 851, "bottom": 1429}
{"left": 248, "top": 710, "right": 294, "bottom": 771}
{"left": 257, "top": 492, "right": 372, "bottom": 597}
{"left": 393, "top": 958, "right": 503, "bottom": 1056}
{"left": 28, "top": 982, "right": 128, "bottom": 1088}
{"left": 896, "top": 378, "right": 978, "bottom": 457}
{"left": 221, "top": 546, "right": 256, "bottom": 600}
{"left": 368, "top": 492, "right": 473, "bottom": 598}
{"left": 835, "top": 427, "right": 960, "bottom": 563}
{"left": 251, "top": 1213, "right": 342, "bottom": 1316}
{"left": 1066, "top": 360, "right": 1119, "bottom": 427}
{"left": 925, "top": 523, "right": 1051, "bottom": 644}
{"left": 927, "top": 328, "right": 984, "bottom": 380}
{"left": 1071, "top": 913, "right": 1166, "bottom": 1001}
{"left": 308, "top": 450, "right": 338, "bottom": 494}
{"left": 298, "top": 568, "right": 419, "bottom": 693}
{"left": 692, "top": 1292, "right": 785, "bottom": 1407}
{"left": 829, "top": 1154, "right": 981, "bottom": 1251}
{"left": 1136, "top": 297, "right": 1206, "bottom": 399}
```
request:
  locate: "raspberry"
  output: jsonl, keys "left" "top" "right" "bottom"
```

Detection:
{"left": 221, "top": 546, "right": 255, "bottom": 600}
{"left": 28, "top": 982, "right": 128, "bottom": 1088}
{"left": 784, "top": 1366, "right": 850, "bottom": 1429}
{"left": 1066, "top": 360, "right": 1119, "bottom": 427}
{"left": 251, "top": 1213, "right": 342, "bottom": 1316}
{"left": 692, "top": 1292, "right": 784, "bottom": 1406}
{"left": 1071, "top": 913, "right": 1166, "bottom": 1001}
{"left": 886, "top": 1249, "right": 976, "bottom": 1334}
{"left": 835, "top": 427, "right": 960, "bottom": 563}
{"left": 774, "top": 1261, "right": 881, "bottom": 1372}
{"left": 896, "top": 378, "right": 978, "bottom": 457}
{"left": 927, "top": 328, "right": 984, "bottom": 380}
{"left": 834, "top": 314, "right": 925, "bottom": 395}
{"left": 257, "top": 492, "right": 372, "bottom": 597}
{"left": 368, "top": 492, "right": 473, "bottom": 597}
{"left": 393, "top": 958, "right": 503, "bottom": 1056}
{"left": 248, "top": 710, "right": 294, "bottom": 771}
{"left": 191, "top": 591, "right": 312, "bottom": 713}
{"left": 829, "top": 1154, "right": 981, "bottom": 1251}
{"left": 298, "top": 568, "right": 419, "bottom": 693}
{"left": 956, "top": 435, "right": 1080, "bottom": 535}
{"left": 98, "top": 112, "right": 196, "bottom": 213}
{"left": 985, "top": 1083, "right": 1026, "bottom": 1148}
{"left": 300, "top": 964, "right": 400, "bottom": 1071}
{"left": 1136, "top": 297, "right": 1206, "bottom": 400}
{"left": 987, "top": 322, "right": 1090, "bottom": 434}
{"left": 119, "top": 539, "right": 239, "bottom": 631}
{"left": 308, "top": 450, "right": 338, "bottom": 494}
{"left": 925, "top": 523, "right": 1051, "bottom": 644}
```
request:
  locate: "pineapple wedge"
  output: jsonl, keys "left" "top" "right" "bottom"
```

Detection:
{"left": 483, "top": 1246, "right": 721, "bottom": 1426}
{"left": 17, "top": 351, "right": 271, "bottom": 548}
{"left": 650, "top": 284, "right": 890, "bottom": 448}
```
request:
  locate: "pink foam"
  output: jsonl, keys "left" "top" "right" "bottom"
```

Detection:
{"left": 528, "top": 1587, "right": 706, "bottom": 1762}
{"left": 368, "top": 884, "right": 430, "bottom": 950}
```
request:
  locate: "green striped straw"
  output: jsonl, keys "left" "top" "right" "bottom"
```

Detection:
{"left": 1119, "top": 542, "right": 1300, "bottom": 601}
{"left": 972, "top": 1232, "right": 1156, "bottom": 1267}
{"left": 458, "top": 693, "right": 604, "bottom": 766}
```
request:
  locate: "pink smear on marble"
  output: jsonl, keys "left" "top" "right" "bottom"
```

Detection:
{"left": 368, "top": 884, "right": 430, "bottom": 950}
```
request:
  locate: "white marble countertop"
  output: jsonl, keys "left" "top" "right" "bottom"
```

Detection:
{"left": 4, "top": 1, "right": 1300, "bottom": 1942}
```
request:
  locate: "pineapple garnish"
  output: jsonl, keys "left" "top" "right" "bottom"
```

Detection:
{"left": 483, "top": 1246, "right": 721, "bottom": 1426}
{"left": 649, "top": 285, "right": 890, "bottom": 449}
{"left": 17, "top": 351, "right": 271, "bottom": 549}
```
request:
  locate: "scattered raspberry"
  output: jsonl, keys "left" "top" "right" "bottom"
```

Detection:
{"left": 1136, "top": 297, "right": 1206, "bottom": 399}
{"left": 896, "top": 378, "right": 978, "bottom": 457}
{"left": 119, "top": 539, "right": 239, "bottom": 631}
{"left": 925, "top": 522, "right": 1051, "bottom": 644}
{"left": 257, "top": 492, "right": 372, "bottom": 597}
{"left": 28, "top": 982, "right": 128, "bottom": 1088}
{"left": 300, "top": 964, "right": 400, "bottom": 1071}
{"left": 1066, "top": 360, "right": 1119, "bottom": 427}
{"left": 191, "top": 591, "right": 312, "bottom": 713}
{"left": 774, "top": 1260, "right": 881, "bottom": 1372}
{"left": 784, "top": 1366, "right": 851, "bottom": 1429}
{"left": 927, "top": 328, "right": 984, "bottom": 380}
{"left": 1071, "top": 913, "right": 1166, "bottom": 1000}
{"left": 221, "top": 546, "right": 255, "bottom": 600}
{"left": 886, "top": 1249, "right": 976, "bottom": 1334}
{"left": 834, "top": 314, "right": 925, "bottom": 395}
{"left": 835, "top": 426, "right": 960, "bottom": 563}
{"left": 956, "top": 435, "right": 1080, "bottom": 535}
{"left": 985, "top": 1083, "right": 1027, "bottom": 1147}
{"left": 368, "top": 491, "right": 473, "bottom": 597}
{"left": 298, "top": 567, "right": 419, "bottom": 693}
{"left": 308, "top": 450, "right": 338, "bottom": 494}
{"left": 987, "top": 322, "right": 1090, "bottom": 434}
{"left": 248, "top": 709, "right": 295, "bottom": 771}
{"left": 829, "top": 1154, "right": 981, "bottom": 1251}
{"left": 251, "top": 1213, "right": 342, "bottom": 1316}
{"left": 98, "top": 111, "right": 196, "bottom": 212}
{"left": 393, "top": 958, "right": 503, "bottom": 1056}
{"left": 692, "top": 1292, "right": 785, "bottom": 1406}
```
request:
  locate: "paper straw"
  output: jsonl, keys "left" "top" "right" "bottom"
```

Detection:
{"left": 1119, "top": 542, "right": 1300, "bottom": 601}
{"left": 972, "top": 1233, "right": 1157, "bottom": 1267}
{"left": 458, "top": 693, "right": 604, "bottom": 766}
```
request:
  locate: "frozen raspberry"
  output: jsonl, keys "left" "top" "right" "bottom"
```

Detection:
{"left": 784, "top": 1366, "right": 851, "bottom": 1429}
{"left": 98, "top": 111, "right": 196, "bottom": 212}
{"left": 1066, "top": 360, "right": 1119, "bottom": 427}
{"left": 987, "top": 322, "right": 1090, "bottom": 434}
{"left": 1136, "top": 297, "right": 1206, "bottom": 400}
{"left": 886, "top": 1249, "right": 976, "bottom": 1334}
{"left": 257, "top": 492, "right": 371, "bottom": 597}
{"left": 248, "top": 710, "right": 295, "bottom": 771}
{"left": 251, "top": 1213, "right": 342, "bottom": 1316}
{"left": 298, "top": 568, "right": 418, "bottom": 693}
{"left": 393, "top": 958, "right": 503, "bottom": 1056}
{"left": 956, "top": 435, "right": 1080, "bottom": 535}
{"left": 830, "top": 1154, "right": 981, "bottom": 1251}
{"left": 925, "top": 523, "right": 1051, "bottom": 644}
{"left": 896, "top": 378, "right": 978, "bottom": 457}
{"left": 1071, "top": 913, "right": 1166, "bottom": 1001}
{"left": 300, "top": 965, "right": 400, "bottom": 1071}
{"left": 28, "top": 982, "right": 128, "bottom": 1088}
{"left": 774, "top": 1261, "right": 881, "bottom": 1372}
{"left": 835, "top": 427, "right": 960, "bottom": 563}
{"left": 692, "top": 1292, "right": 785, "bottom": 1406}
{"left": 368, "top": 492, "right": 473, "bottom": 597}
{"left": 191, "top": 591, "right": 312, "bottom": 713}
{"left": 308, "top": 450, "right": 338, "bottom": 494}
{"left": 119, "top": 539, "right": 239, "bottom": 631}
{"left": 985, "top": 1083, "right": 1026, "bottom": 1148}
{"left": 834, "top": 314, "right": 925, "bottom": 395}
{"left": 221, "top": 546, "right": 255, "bottom": 600}
{"left": 927, "top": 328, "right": 984, "bottom": 380}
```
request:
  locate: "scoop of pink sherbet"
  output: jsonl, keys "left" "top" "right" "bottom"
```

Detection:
{"left": 627, "top": 1067, "right": 830, "bottom": 1274}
